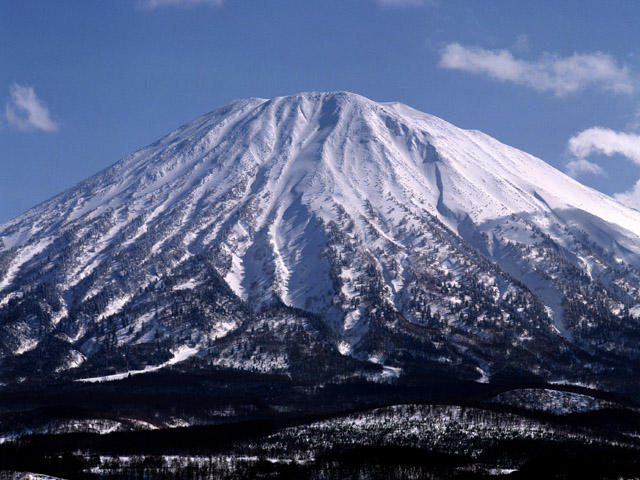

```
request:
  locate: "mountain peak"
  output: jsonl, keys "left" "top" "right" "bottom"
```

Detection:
{"left": 1, "top": 93, "right": 639, "bottom": 393}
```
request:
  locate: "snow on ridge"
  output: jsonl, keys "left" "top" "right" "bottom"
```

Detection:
{"left": 97, "top": 295, "right": 133, "bottom": 322}
{"left": 76, "top": 345, "right": 200, "bottom": 383}
{"left": 0, "top": 91, "right": 640, "bottom": 383}
{"left": 0, "top": 237, "right": 53, "bottom": 292}
{"left": 491, "top": 388, "right": 615, "bottom": 415}
{"left": 172, "top": 279, "right": 200, "bottom": 291}
{"left": 2, "top": 92, "right": 639, "bottom": 295}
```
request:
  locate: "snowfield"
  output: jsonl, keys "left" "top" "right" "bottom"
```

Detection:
{"left": 0, "top": 91, "right": 639, "bottom": 391}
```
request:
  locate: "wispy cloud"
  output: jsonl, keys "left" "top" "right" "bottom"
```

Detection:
{"left": 568, "top": 127, "right": 640, "bottom": 165}
{"left": 565, "top": 126, "right": 640, "bottom": 206}
{"left": 5, "top": 84, "right": 58, "bottom": 132}
{"left": 565, "top": 158, "right": 606, "bottom": 178}
{"left": 614, "top": 180, "right": 640, "bottom": 210}
{"left": 439, "top": 43, "right": 633, "bottom": 96}
{"left": 139, "top": 0, "right": 223, "bottom": 9}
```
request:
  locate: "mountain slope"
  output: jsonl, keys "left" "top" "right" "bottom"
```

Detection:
{"left": 1, "top": 92, "right": 640, "bottom": 393}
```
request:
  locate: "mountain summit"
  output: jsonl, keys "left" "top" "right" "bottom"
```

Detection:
{"left": 1, "top": 92, "right": 640, "bottom": 393}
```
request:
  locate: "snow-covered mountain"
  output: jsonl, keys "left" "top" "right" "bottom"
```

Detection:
{"left": 2, "top": 92, "right": 640, "bottom": 393}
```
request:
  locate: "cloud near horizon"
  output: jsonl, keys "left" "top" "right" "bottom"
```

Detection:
{"left": 439, "top": 43, "right": 633, "bottom": 96}
{"left": 568, "top": 127, "right": 640, "bottom": 165}
{"left": 5, "top": 84, "right": 58, "bottom": 132}
{"left": 614, "top": 180, "right": 640, "bottom": 210}
{"left": 565, "top": 158, "right": 606, "bottom": 178}
{"left": 566, "top": 126, "right": 640, "bottom": 208}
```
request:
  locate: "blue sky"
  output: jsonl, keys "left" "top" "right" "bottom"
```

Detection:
{"left": 2, "top": 0, "right": 640, "bottom": 222}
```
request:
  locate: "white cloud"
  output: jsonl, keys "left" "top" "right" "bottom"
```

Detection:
{"left": 565, "top": 158, "right": 606, "bottom": 178}
{"left": 439, "top": 43, "right": 633, "bottom": 96}
{"left": 568, "top": 127, "right": 640, "bottom": 165}
{"left": 140, "top": 0, "right": 223, "bottom": 9}
{"left": 5, "top": 84, "right": 58, "bottom": 132}
{"left": 614, "top": 180, "right": 640, "bottom": 210}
